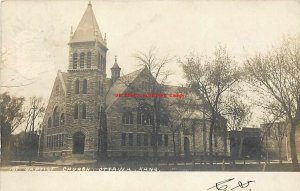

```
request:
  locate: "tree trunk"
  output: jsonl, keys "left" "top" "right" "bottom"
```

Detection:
{"left": 1, "top": 126, "right": 12, "bottom": 165}
{"left": 223, "top": 127, "right": 227, "bottom": 155}
{"left": 209, "top": 120, "right": 214, "bottom": 165}
{"left": 193, "top": 127, "right": 196, "bottom": 166}
{"left": 289, "top": 122, "right": 299, "bottom": 170}
{"left": 233, "top": 133, "right": 238, "bottom": 164}
{"left": 238, "top": 136, "right": 244, "bottom": 159}
{"left": 153, "top": 131, "right": 158, "bottom": 164}
{"left": 172, "top": 132, "right": 177, "bottom": 165}
{"left": 2, "top": 142, "right": 11, "bottom": 165}
{"left": 278, "top": 143, "right": 282, "bottom": 164}
{"left": 153, "top": 97, "right": 160, "bottom": 165}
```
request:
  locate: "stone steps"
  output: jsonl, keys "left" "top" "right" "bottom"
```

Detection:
{"left": 55, "top": 154, "right": 96, "bottom": 165}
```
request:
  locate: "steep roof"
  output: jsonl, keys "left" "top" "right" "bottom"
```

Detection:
{"left": 111, "top": 56, "right": 121, "bottom": 69}
{"left": 69, "top": 3, "right": 104, "bottom": 44}
{"left": 106, "top": 68, "right": 146, "bottom": 109}
{"left": 58, "top": 70, "right": 68, "bottom": 96}
{"left": 111, "top": 62, "right": 121, "bottom": 69}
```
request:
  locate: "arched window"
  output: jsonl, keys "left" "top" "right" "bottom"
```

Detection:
{"left": 98, "top": 81, "right": 101, "bottom": 95}
{"left": 74, "top": 104, "right": 79, "bottom": 119}
{"left": 98, "top": 53, "right": 101, "bottom": 70}
{"left": 97, "top": 105, "right": 100, "bottom": 119}
{"left": 73, "top": 53, "right": 78, "bottom": 69}
{"left": 60, "top": 113, "right": 65, "bottom": 125}
{"left": 99, "top": 81, "right": 104, "bottom": 96}
{"left": 103, "top": 56, "right": 106, "bottom": 72}
{"left": 143, "top": 112, "right": 153, "bottom": 126}
{"left": 48, "top": 117, "right": 52, "bottom": 128}
{"left": 82, "top": 104, "right": 86, "bottom": 119}
{"left": 75, "top": 79, "right": 79, "bottom": 94}
{"left": 100, "top": 55, "right": 103, "bottom": 71}
{"left": 137, "top": 104, "right": 154, "bottom": 126}
{"left": 80, "top": 52, "right": 85, "bottom": 68}
{"left": 87, "top": 52, "right": 91, "bottom": 68}
{"left": 53, "top": 106, "right": 59, "bottom": 127}
{"left": 101, "top": 56, "right": 104, "bottom": 71}
{"left": 98, "top": 81, "right": 104, "bottom": 96}
{"left": 122, "top": 111, "right": 133, "bottom": 125}
{"left": 83, "top": 79, "right": 87, "bottom": 94}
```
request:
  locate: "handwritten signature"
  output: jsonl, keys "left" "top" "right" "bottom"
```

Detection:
{"left": 207, "top": 178, "right": 254, "bottom": 191}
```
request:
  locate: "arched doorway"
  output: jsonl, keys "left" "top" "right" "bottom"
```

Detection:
{"left": 184, "top": 137, "right": 190, "bottom": 158}
{"left": 73, "top": 132, "right": 85, "bottom": 154}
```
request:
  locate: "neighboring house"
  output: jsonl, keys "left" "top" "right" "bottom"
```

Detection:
{"left": 229, "top": 128, "right": 262, "bottom": 160}
{"left": 40, "top": 2, "right": 228, "bottom": 161}
{"left": 261, "top": 121, "right": 300, "bottom": 162}
{"left": 11, "top": 131, "right": 39, "bottom": 161}
{"left": 288, "top": 124, "right": 300, "bottom": 161}
{"left": 260, "top": 122, "right": 288, "bottom": 161}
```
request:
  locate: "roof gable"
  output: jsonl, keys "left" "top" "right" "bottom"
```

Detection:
{"left": 106, "top": 68, "right": 146, "bottom": 109}
{"left": 105, "top": 67, "right": 188, "bottom": 110}
{"left": 58, "top": 70, "right": 68, "bottom": 96}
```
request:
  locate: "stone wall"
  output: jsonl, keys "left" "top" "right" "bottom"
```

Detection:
{"left": 41, "top": 72, "right": 67, "bottom": 160}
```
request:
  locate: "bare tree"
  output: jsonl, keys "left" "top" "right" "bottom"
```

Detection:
{"left": 244, "top": 34, "right": 300, "bottom": 170}
{"left": 118, "top": 48, "right": 173, "bottom": 163}
{"left": 260, "top": 105, "right": 287, "bottom": 164}
{"left": 225, "top": 96, "right": 252, "bottom": 160}
{"left": 23, "top": 97, "right": 45, "bottom": 134}
{"left": 22, "top": 97, "right": 45, "bottom": 165}
{"left": 0, "top": 92, "right": 25, "bottom": 164}
{"left": 164, "top": 88, "right": 198, "bottom": 165}
{"left": 135, "top": 49, "right": 173, "bottom": 163}
{"left": 181, "top": 45, "right": 240, "bottom": 164}
{"left": 225, "top": 96, "right": 252, "bottom": 132}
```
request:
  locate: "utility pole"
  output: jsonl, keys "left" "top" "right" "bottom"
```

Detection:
{"left": 203, "top": 108, "right": 207, "bottom": 164}
{"left": 28, "top": 101, "right": 37, "bottom": 166}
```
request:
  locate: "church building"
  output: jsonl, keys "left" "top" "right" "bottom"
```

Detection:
{"left": 40, "top": 2, "right": 228, "bottom": 161}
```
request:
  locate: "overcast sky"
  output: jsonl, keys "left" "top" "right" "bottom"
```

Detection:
{"left": 1, "top": 0, "right": 300, "bottom": 127}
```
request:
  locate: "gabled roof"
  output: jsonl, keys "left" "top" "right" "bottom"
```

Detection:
{"left": 69, "top": 3, "right": 104, "bottom": 44}
{"left": 105, "top": 67, "right": 195, "bottom": 110}
{"left": 58, "top": 70, "right": 68, "bottom": 96}
{"left": 106, "top": 68, "right": 146, "bottom": 109}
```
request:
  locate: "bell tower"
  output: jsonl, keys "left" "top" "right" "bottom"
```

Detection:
{"left": 64, "top": 2, "right": 108, "bottom": 158}
{"left": 68, "top": 2, "right": 108, "bottom": 75}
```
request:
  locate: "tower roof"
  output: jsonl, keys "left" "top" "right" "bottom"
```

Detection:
{"left": 111, "top": 56, "right": 121, "bottom": 69}
{"left": 69, "top": 2, "right": 104, "bottom": 44}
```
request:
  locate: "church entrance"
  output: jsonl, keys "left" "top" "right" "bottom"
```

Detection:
{"left": 184, "top": 137, "right": 190, "bottom": 159}
{"left": 73, "top": 132, "right": 85, "bottom": 154}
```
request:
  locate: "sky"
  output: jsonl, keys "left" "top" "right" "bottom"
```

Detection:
{"left": 1, "top": 0, "right": 300, "bottom": 127}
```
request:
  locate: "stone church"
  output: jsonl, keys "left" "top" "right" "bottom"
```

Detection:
{"left": 40, "top": 2, "right": 228, "bottom": 161}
